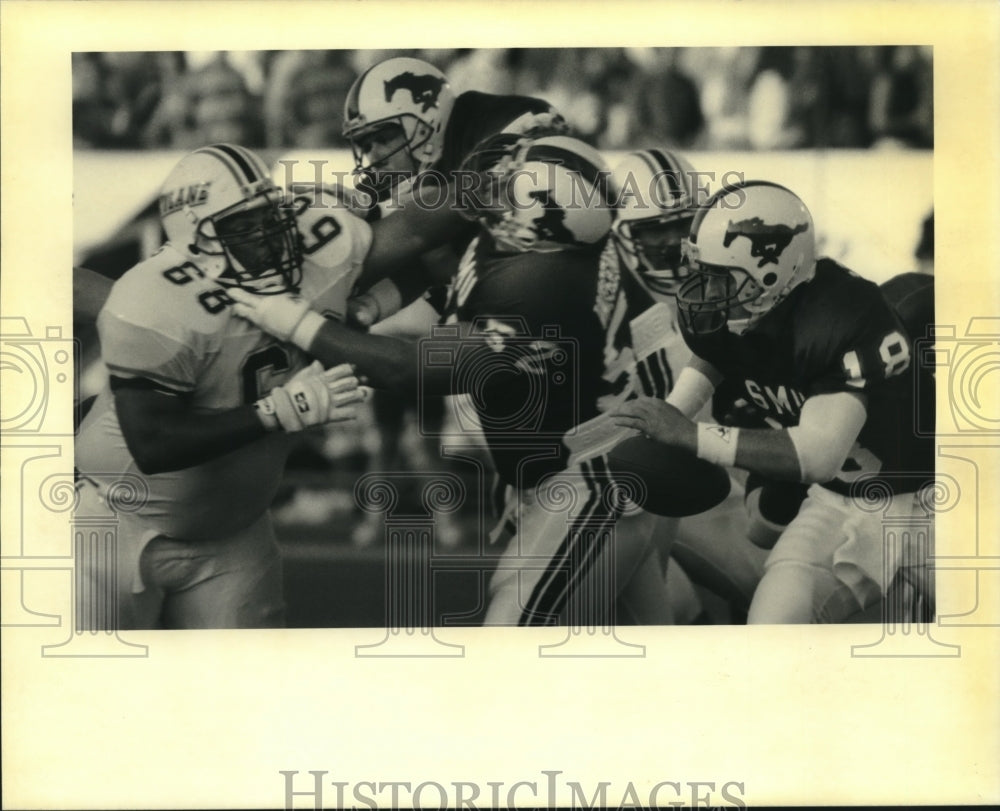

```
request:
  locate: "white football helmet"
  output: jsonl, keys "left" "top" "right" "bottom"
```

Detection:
{"left": 458, "top": 133, "right": 614, "bottom": 253}
{"left": 159, "top": 143, "right": 303, "bottom": 293}
{"left": 676, "top": 181, "right": 816, "bottom": 335}
{"left": 342, "top": 57, "right": 456, "bottom": 194}
{"left": 611, "top": 148, "right": 699, "bottom": 300}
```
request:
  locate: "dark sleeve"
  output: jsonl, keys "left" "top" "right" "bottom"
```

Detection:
{"left": 880, "top": 272, "right": 934, "bottom": 343}
{"left": 803, "top": 279, "right": 913, "bottom": 397}
{"left": 680, "top": 326, "right": 736, "bottom": 379}
{"left": 458, "top": 256, "right": 593, "bottom": 337}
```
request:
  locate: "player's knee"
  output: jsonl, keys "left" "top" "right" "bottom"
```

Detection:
{"left": 814, "top": 581, "right": 870, "bottom": 623}
{"left": 238, "top": 597, "right": 286, "bottom": 628}
{"left": 140, "top": 539, "right": 203, "bottom": 592}
{"left": 749, "top": 559, "right": 839, "bottom": 624}
{"left": 744, "top": 477, "right": 807, "bottom": 550}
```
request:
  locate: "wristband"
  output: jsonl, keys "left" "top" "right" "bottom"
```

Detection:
{"left": 254, "top": 396, "right": 280, "bottom": 431}
{"left": 696, "top": 422, "right": 739, "bottom": 467}
{"left": 289, "top": 310, "right": 327, "bottom": 351}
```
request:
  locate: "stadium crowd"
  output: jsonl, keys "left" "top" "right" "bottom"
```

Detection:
{"left": 73, "top": 46, "right": 933, "bottom": 153}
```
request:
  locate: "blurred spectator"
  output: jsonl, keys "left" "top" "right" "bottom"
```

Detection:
{"left": 526, "top": 49, "right": 608, "bottom": 144}
{"left": 746, "top": 47, "right": 817, "bottom": 150}
{"left": 143, "top": 52, "right": 264, "bottom": 148}
{"left": 74, "top": 52, "right": 183, "bottom": 148}
{"left": 869, "top": 46, "right": 934, "bottom": 148}
{"left": 818, "top": 47, "right": 876, "bottom": 148}
{"left": 73, "top": 46, "right": 933, "bottom": 152}
{"left": 612, "top": 49, "right": 703, "bottom": 150}
{"left": 73, "top": 53, "right": 114, "bottom": 147}
{"left": 443, "top": 48, "right": 516, "bottom": 95}
{"left": 914, "top": 211, "right": 934, "bottom": 274}
{"left": 264, "top": 51, "right": 355, "bottom": 148}
{"left": 688, "top": 47, "right": 761, "bottom": 149}
{"left": 186, "top": 55, "right": 264, "bottom": 146}
{"left": 187, "top": 50, "right": 269, "bottom": 96}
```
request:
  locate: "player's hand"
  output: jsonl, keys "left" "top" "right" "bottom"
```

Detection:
{"left": 255, "top": 361, "right": 368, "bottom": 432}
{"left": 612, "top": 396, "right": 696, "bottom": 450}
{"left": 346, "top": 293, "right": 380, "bottom": 330}
{"left": 229, "top": 287, "right": 314, "bottom": 344}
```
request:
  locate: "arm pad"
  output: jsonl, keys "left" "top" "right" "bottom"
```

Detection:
{"left": 787, "top": 392, "right": 867, "bottom": 483}
{"left": 666, "top": 366, "right": 717, "bottom": 419}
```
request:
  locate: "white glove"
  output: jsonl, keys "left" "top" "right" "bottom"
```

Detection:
{"left": 254, "top": 361, "right": 368, "bottom": 432}
{"left": 229, "top": 287, "right": 327, "bottom": 350}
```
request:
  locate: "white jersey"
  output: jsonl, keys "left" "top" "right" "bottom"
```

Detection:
{"left": 597, "top": 240, "right": 691, "bottom": 408}
{"left": 564, "top": 243, "right": 693, "bottom": 464}
{"left": 76, "top": 196, "right": 372, "bottom": 540}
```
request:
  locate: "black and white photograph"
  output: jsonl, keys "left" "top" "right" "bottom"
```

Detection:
{"left": 2, "top": 1, "right": 998, "bottom": 808}
{"left": 70, "top": 44, "right": 937, "bottom": 630}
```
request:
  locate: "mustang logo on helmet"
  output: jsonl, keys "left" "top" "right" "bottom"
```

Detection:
{"left": 724, "top": 218, "right": 809, "bottom": 267}
{"left": 527, "top": 188, "right": 576, "bottom": 245}
{"left": 383, "top": 72, "right": 447, "bottom": 113}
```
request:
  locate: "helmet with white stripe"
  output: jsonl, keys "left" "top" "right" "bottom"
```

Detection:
{"left": 458, "top": 133, "right": 614, "bottom": 253}
{"left": 611, "top": 148, "right": 699, "bottom": 301}
{"left": 159, "top": 143, "right": 303, "bottom": 294}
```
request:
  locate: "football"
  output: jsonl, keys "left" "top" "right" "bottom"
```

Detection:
{"left": 606, "top": 436, "right": 731, "bottom": 517}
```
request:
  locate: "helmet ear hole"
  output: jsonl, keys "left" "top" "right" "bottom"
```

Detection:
{"left": 762, "top": 271, "right": 778, "bottom": 286}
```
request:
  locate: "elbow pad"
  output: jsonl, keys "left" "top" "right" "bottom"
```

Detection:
{"left": 787, "top": 394, "right": 867, "bottom": 482}
{"left": 666, "top": 367, "right": 716, "bottom": 419}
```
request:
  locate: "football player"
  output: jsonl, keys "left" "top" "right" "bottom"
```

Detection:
{"left": 341, "top": 55, "right": 567, "bottom": 325}
{"left": 613, "top": 180, "right": 935, "bottom": 623}
{"left": 338, "top": 56, "right": 568, "bottom": 548}
{"left": 231, "top": 135, "right": 666, "bottom": 626}
{"left": 606, "top": 149, "right": 767, "bottom": 624}
{"left": 74, "top": 142, "right": 463, "bottom": 629}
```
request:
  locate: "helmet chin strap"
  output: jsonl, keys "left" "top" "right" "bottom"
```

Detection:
{"left": 726, "top": 315, "right": 756, "bottom": 335}
{"left": 183, "top": 240, "right": 229, "bottom": 281}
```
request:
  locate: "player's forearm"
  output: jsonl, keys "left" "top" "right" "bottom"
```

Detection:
{"left": 305, "top": 318, "right": 463, "bottom": 396}
{"left": 699, "top": 424, "right": 856, "bottom": 484}
{"left": 666, "top": 364, "right": 719, "bottom": 418}
{"left": 674, "top": 421, "right": 804, "bottom": 481}
{"left": 355, "top": 266, "right": 434, "bottom": 325}
{"left": 614, "top": 396, "right": 806, "bottom": 481}
{"left": 361, "top": 184, "right": 466, "bottom": 285}
{"left": 306, "top": 318, "right": 420, "bottom": 391}
{"left": 691, "top": 389, "right": 865, "bottom": 484}
{"left": 731, "top": 428, "right": 803, "bottom": 482}
{"left": 122, "top": 404, "right": 268, "bottom": 475}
